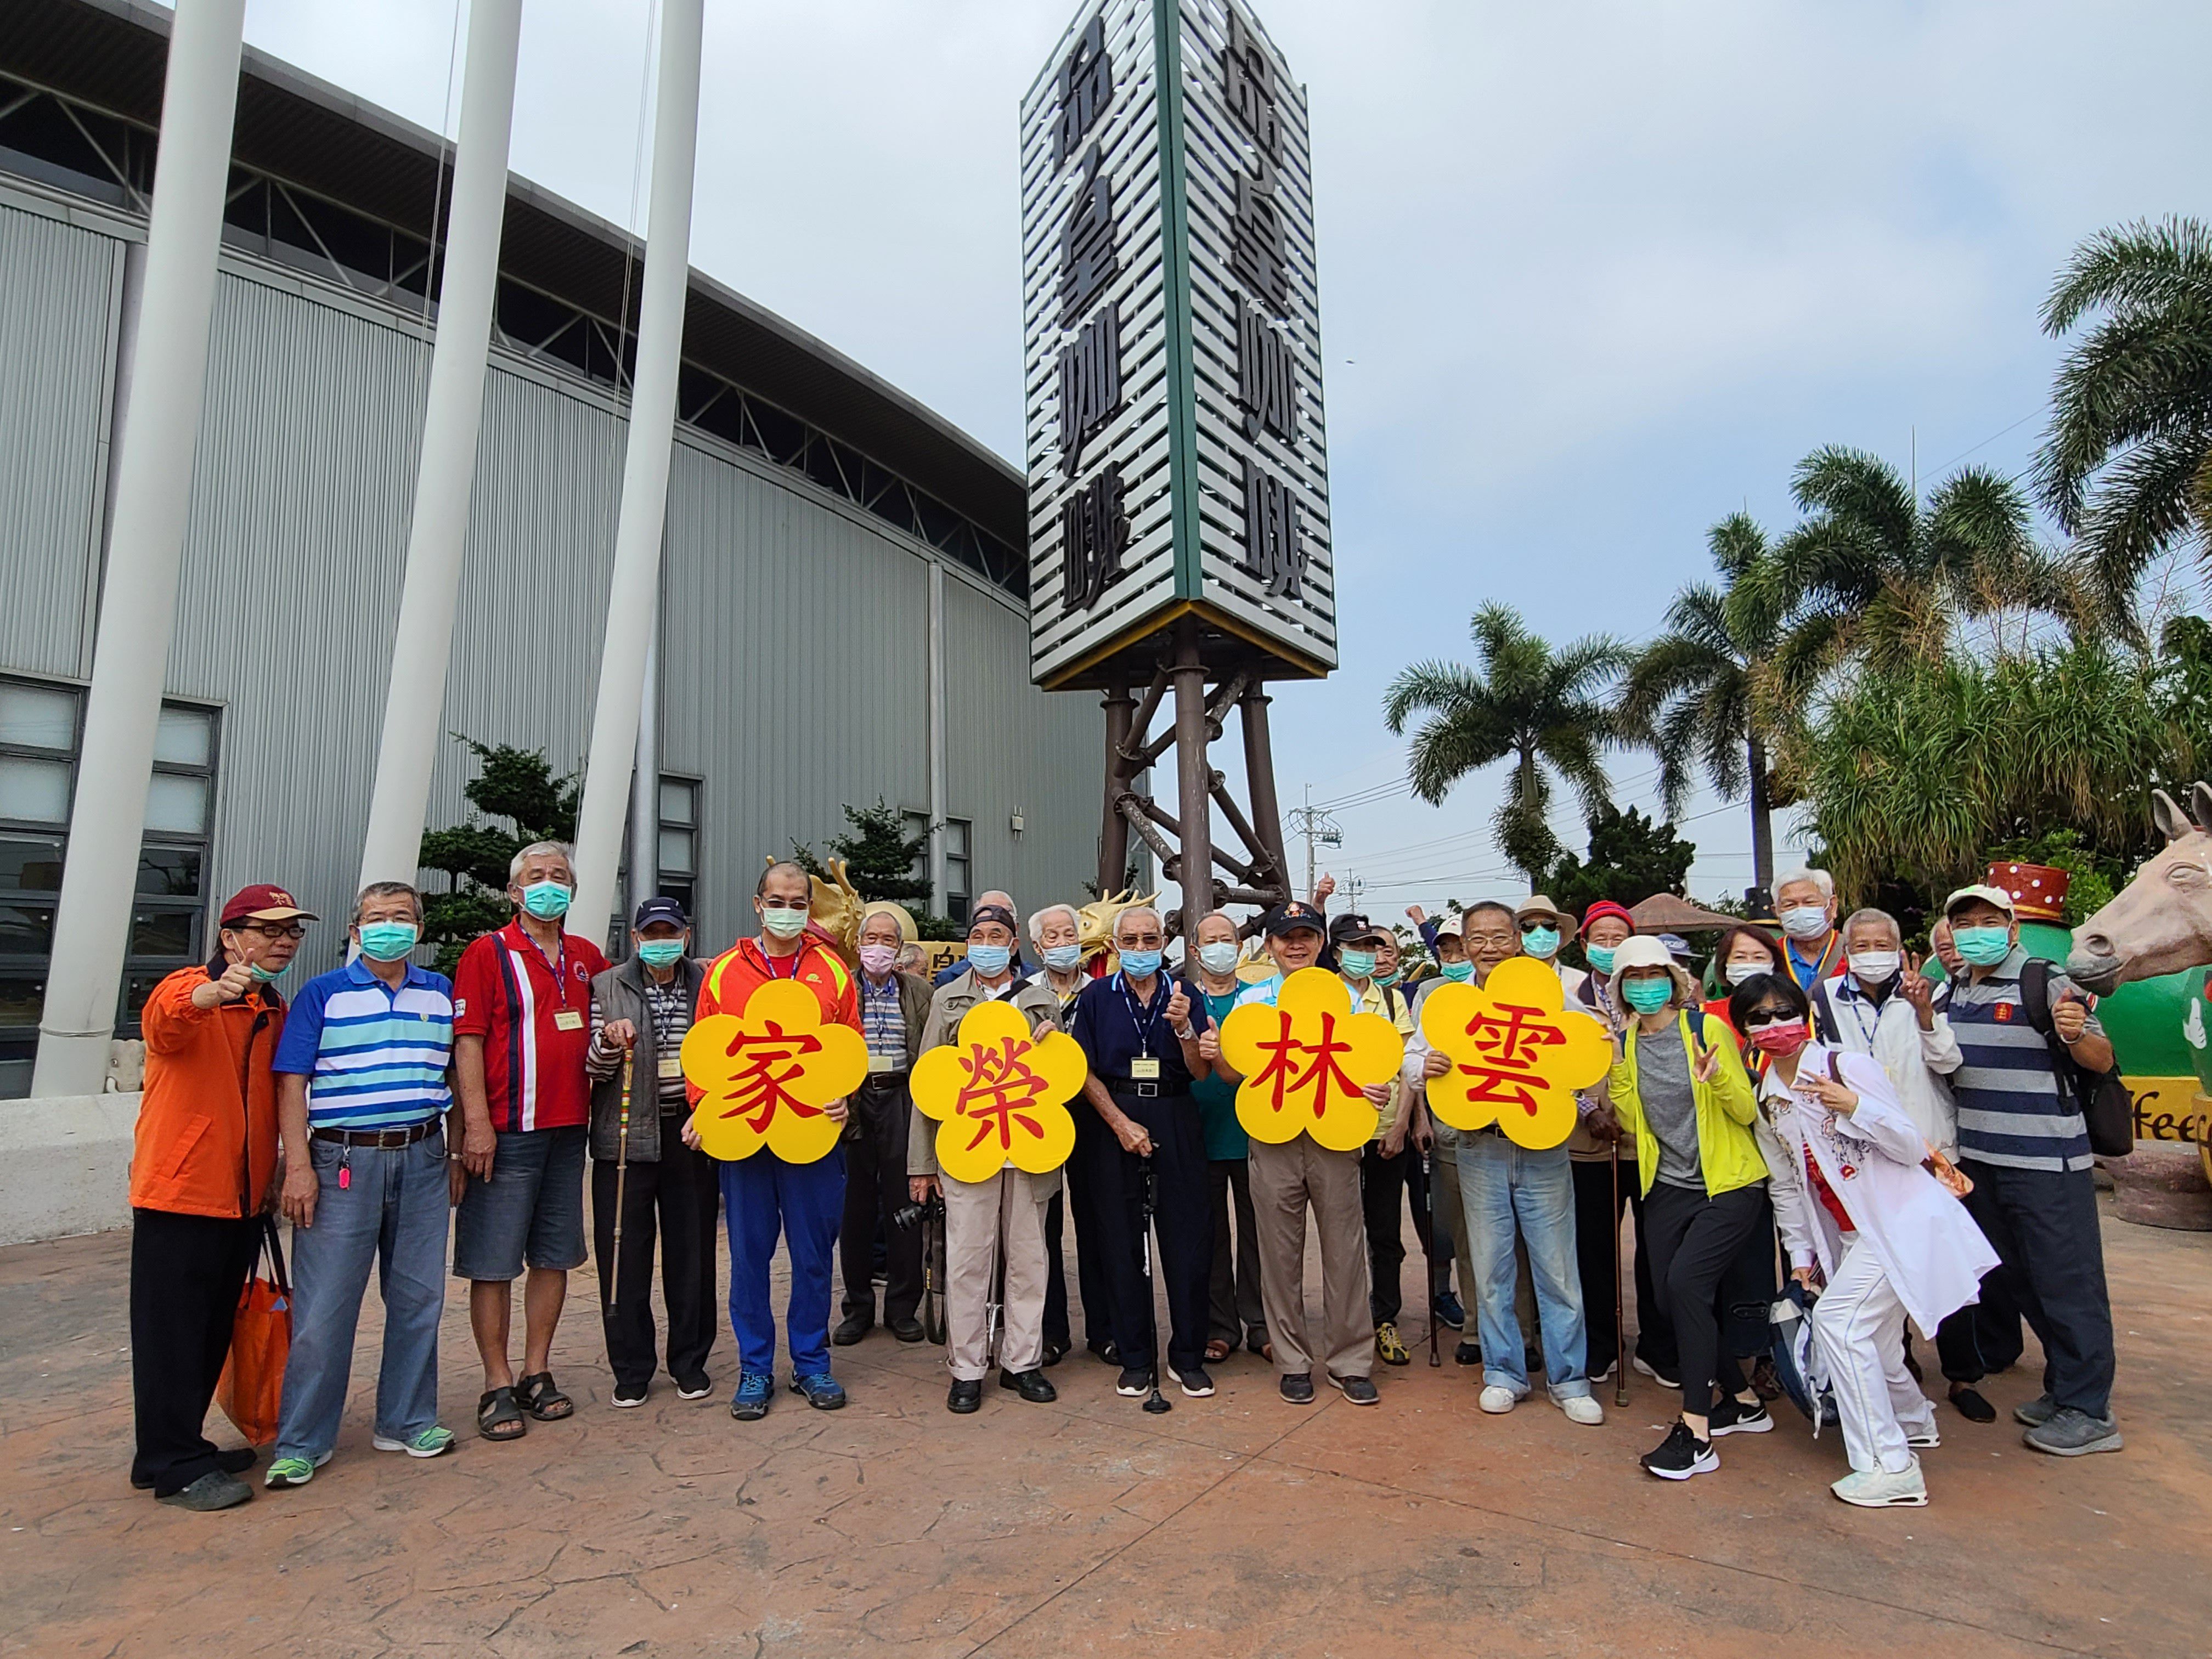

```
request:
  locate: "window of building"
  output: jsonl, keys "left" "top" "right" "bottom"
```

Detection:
{"left": 902, "top": 810, "right": 931, "bottom": 895}
{"left": 657, "top": 776, "right": 699, "bottom": 921}
{"left": 944, "top": 817, "right": 972, "bottom": 925}
{"left": 0, "top": 680, "right": 218, "bottom": 1095}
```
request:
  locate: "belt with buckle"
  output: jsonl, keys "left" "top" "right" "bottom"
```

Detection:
{"left": 311, "top": 1120, "right": 440, "bottom": 1149}
{"left": 1113, "top": 1080, "right": 1187, "bottom": 1101}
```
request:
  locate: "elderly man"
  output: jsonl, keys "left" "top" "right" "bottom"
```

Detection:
{"left": 1332, "top": 913, "right": 1421, "bottom": 1367}
{"left": 911, "top": 902, "right": 1063, "bottom": 1410}
{"left": 265, "top": 883, "right": 457, "bottom": 1489}
{"left": 1932, "top": 884, "right": 2122, "bottom": 1457}
{"left": 697, "top": 861, "right": 858, "bottom": 1420}
{"left": 584, "top": 896, "right": 717, "bottom": 1406}
{"left": 450, "top": 842, "right": 608, "bottom": 1441}
{"left": 1775, "top": 868, "right": 1847, "bottom": 990}
{"left": 835, "top": 901, "right": 932, "bottom": 1348}
{"left": 1398, "top": 912, "right": 1476, "bottom": 1347}
{"left": 1029, "top": 900, "right": 1092, "bottom": 1364}
{"left": 1203, "top": 901, "right": 1380, "bottom": 1406}
{"left": 129, "top": 883, "right": 314, "bottom": 1510}
{"left": 1071, "top": 906, "right": 1215, "bottom": 1397}
{"left": 1189, "top": 909, "right": 1268, "bottom": 1364}
{"left": 934, "top": 889, "right": 1023, "bottom": 986}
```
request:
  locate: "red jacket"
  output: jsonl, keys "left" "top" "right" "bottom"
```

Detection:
{"left": 696, "top": 938, "right": 858, "bottom": 1029}
{"left": 131, "top": 963, "right": 286, "bottom": 1218}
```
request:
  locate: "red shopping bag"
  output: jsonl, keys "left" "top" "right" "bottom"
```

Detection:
{"left": 216, "top": 1218, "right": 292, "bottom": 1446}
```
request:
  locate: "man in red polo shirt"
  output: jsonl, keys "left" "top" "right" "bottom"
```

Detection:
{"left": 451, "top": 840, "right": 609, "bottom": 1442}
{"left": 697, "top": 859, "right": 858, "bottom": 1421}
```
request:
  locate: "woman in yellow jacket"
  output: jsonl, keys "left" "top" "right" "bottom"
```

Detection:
{"left": 1602, "top": 936, "right": 1775, "bottom": 1482}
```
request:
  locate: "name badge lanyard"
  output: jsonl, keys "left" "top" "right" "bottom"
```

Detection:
{"left": 1119, "top": 972, "right": 1170, "bottom": 1070}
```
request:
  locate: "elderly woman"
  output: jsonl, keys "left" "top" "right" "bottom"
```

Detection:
{"left": 1602, "top": 936, "right": 1772, "bottom": 1482}
{"left": 834, "top": 902, "right": 932, "bottom": 1349}
{"left": 1734, "top": 971, "right": 1999, "bottom": 1506}
{"left": 909, "top": 904, "right": 1063, "bottom": 1413}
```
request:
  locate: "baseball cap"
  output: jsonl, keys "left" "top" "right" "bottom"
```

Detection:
{"left": 1328, "top": 911, "right": 1389, "bottom": 947}
{"left": 632, "top": 895, "right": 690, "bottom": 931}
{"left": 969, "top": 903, "right": 1019, "bottom": 935}
{"left": 1262, "top": 901, "right": 1328, "bottom": 938}
{"left": 1943, "top": 883, "right": 2017, "bottom": 920}
{"left": 219, "top": 883, "right": 318, "bottom": 927}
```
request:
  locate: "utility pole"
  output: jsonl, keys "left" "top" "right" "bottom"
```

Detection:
{"left": 1285, "top": 785, "right": 1341, "bottom": 910}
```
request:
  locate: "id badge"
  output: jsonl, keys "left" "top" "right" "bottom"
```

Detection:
{"left": 868, "top": 1053, "right": 898, "bottom": 1074}
{"left": 1131, "top": 1057, "right": 1161, "bottom": 1081}
{"left": 552, "top": 1009, "right": 585, "bottom": 1032}
{"left": 658, "top": 1054, "right": 683, "bottom": 1081}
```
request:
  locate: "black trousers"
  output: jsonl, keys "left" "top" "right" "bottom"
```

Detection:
{"left": 839, "top": 1074, "right": 922, "bottom": 1326}
{"left": 1085, "top": 1091, "right": 1212, "bottom": 1375}
{"left": 1065, "top": 1107, "right": 1118, "bottom": 1352}
{"left": 1359, "top": 1143, "right": 1414, "bottom": 1325}
{"left": 1043, "top": 1189, "right": 1071, "bottom": 1349}
{"left": 592, "top": 1124, "right": 721, "bottom": 1391}
{"left": 1641, "top": 1182, "right": 1769, "bottom": 1419}
{"left": 130, "top": 1208, "right": 262, "bottom": 1497}
{"left": 1571, "top": 1156, "right": 1624, "bottom": 1375}
{"left": 1936, "top": 1269, "right": 2025, "bottom": 1383}
{"left": 1955, "top": 1159, "right": 2115, "bottom": 1417}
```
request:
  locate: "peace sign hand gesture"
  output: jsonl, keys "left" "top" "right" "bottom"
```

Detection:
{"left": 1691, "top": 1041, "right": 1721, "bottom": 1085}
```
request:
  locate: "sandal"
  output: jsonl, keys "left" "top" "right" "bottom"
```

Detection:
{"left": 477, "top": 1386, "right": 527, "bottom": 1441}
{"left": 516, "top": 1371, "right": 574, "bottom": 1422}
{"left": 1204, "top": 1339, "right": 1232, "bottom": 1364}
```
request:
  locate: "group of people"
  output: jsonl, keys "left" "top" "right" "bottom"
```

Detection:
{"left": 126, "top": 851, "right": 2126, "bottom": 1516}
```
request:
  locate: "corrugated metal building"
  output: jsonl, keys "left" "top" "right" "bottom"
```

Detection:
{"left": 0, "top": 0, "right": 1099, "bottom": 1094}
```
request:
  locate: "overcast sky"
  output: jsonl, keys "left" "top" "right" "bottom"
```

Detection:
{"left": 245, "top": 0, "right": 2212, "bottom": 916}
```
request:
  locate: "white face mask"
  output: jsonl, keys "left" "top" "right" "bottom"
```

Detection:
{"left": 1779, "top": 905, "right": 1830, "bottom": 941}
{"left": 1850, "top": 950, "right": 1901, "bottom": 985}
{"left": 1723, "top": 960, "right": 1767, "bottom": 987}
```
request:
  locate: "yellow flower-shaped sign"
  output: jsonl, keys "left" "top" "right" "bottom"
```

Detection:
{"left": 1217, "top": 967, "right": 1405, "bottom": 1152}
{"left": 680, "top": 979, "right": 869, "bottom": 1164}
{"left": 1420, "top": 957, "right": 1611, "bottom": 1148}
{"left": 910, "top": 1001, "right": 1087, "bottom": 1184}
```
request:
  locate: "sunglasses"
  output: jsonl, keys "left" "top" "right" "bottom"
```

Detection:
{"left": 1742, "top": 1008, "right": 1802, "bottom": 1031}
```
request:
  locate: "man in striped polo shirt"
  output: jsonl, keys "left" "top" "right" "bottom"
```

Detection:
{"left": 1932, "top": 883, "right": 2122, "bottom": 1458}
{"left": 266, "top": 881, "right": 458, "bottom": 1488}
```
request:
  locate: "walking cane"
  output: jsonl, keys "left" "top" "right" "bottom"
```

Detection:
{"left": 610, "top": 1046, "right": 634, "bottom": 1311}
{"left": 1139, "top": 1153, "right": 1172, "bottom": 1415}
{"left": 1423, "top": 1148, "right": 1440, "bottom": 1367}
{"left": 1610, "top": 1137, "right": 1629, "bottom": 1409}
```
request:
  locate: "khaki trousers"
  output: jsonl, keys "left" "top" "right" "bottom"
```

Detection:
{"left": 943, "top": 1167, "right": 1049, "bottom": 1381}
{"left": 1248, "top": 1136, "right": 1373, "bottom": 1380}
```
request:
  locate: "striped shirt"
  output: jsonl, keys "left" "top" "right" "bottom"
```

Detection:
{"left": 1934, "top": 946, "right": 2102, "bottom": 1173}
{"left": 272, "top": 959, "right": 455, "bottom": 1130}
{"left": 586, "top": 974, "right": 695, "bottom": 1107}
{"left": 453, "top": 921, "right": 610, "bottom": 1133}
{"left": 860, "top": 972, "right": 907, "bottom": 1068}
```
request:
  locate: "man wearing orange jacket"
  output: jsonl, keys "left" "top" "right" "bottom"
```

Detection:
{"left": 694, "top": 860, "right": 857, "bottom": 1421}
{"left": 128, "top": 883, "right": 316, "bottom": 1511}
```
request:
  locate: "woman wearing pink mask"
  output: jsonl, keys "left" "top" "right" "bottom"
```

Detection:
{"left": 1730, "top": 973, "right": 2000, "bottom": 1509}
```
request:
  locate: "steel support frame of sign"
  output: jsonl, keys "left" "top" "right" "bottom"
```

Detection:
{"left": 1098, "top": 616, "right": 1290, "bottom": 945}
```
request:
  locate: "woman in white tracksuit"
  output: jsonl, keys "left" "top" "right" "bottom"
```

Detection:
{"left": 1729, "top": 972, "right": 2000, "bottom": 1508}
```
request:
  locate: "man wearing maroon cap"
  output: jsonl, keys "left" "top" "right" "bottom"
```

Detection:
{"left": 128, "top": 882, "right": 315, "bottom": 1510}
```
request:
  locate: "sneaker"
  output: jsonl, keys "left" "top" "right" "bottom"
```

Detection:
{"left": 159, "top": 1470, "right": 253, "bottom": 1511}
{"left": 790, "top": 1373, "right": 847, "bottom": 1411}
{"left": 1329, "top": 1374, "right": 1380, "bottom": 1406}
{"left": 1169, "top": 1365, "right": 1215, "bottom": 1398}
{"left": 999, "top": 1367, "right": 1057, "bottom": 1403}
{"left": 1641, "top": 1421, "right": 1719, "bottom": 1481}
{"left": 1478, "top": 1384, "right": 1525, "bottom": 1415}
{"left": 263, "top": 1451, "right": 330, "bottom": 1489}
{"left": 1707, "top": 1395, "right": 1773, "bottom": 1438}
{"left": 1589, "top": 1359, "right": 1616, "bottom": 1385}
{"left": 1632, "top": 1356, "right": 1679, "bottom": 1390}
{"left": 1948, "top": 1385, "right": 1997, "bottom": 1424}
{"left": 371, "top": 1426, "right": 456, "bottom": 1459}
{"left": 610, "top": 1384, "right": 648, "bottom": 1409}
{"left": 730, "top": 1372, "right": 774, "bottom": 1421}
{"left": 1453, "top": 1341, "right": 1481, "bottom": 1367}
{"left": 133, "top": 1447, "right": 257, "bottom": 1491}
{"left": 1905, "top": 1424, "right": 1941, "bottom": 1449}
{"left": 2023, "top": 1407, "right": 2123, "bottom": 1457}
{"left": 2012, "top": 1392, "right": 2059, "bottom": 1428}
{"left": 675, "top": 1376, "right": 713, "bottom": 1402}
{"left": 1375, "top": 1323, "right": 1411, "bottom": 1367}
{"left": 1115, "top": 1367, "right": 1154, "bottom": 1398}
{"left": 1433, "top": 1289, "right": 1466, "bottom": 1330}
{"left": 1832, "top": 1462, "right": 1928, "bottom": 1508}
{"left": 1556, "top": 1393, "right": 1605, "bottom": 1426}
{"left": 1279, "top": 1372, "right": 1316, "bottom": 1405}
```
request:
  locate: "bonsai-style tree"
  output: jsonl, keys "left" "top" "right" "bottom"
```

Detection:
{"left": 419, "top": 738, "right": 579, "bottom": 975}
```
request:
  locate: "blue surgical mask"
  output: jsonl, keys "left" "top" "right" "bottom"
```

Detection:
{"left": 1521, "top": 926, "right": 1561, "bottom": 960}
{"left": 247, "top": 959, "right": 290, "bottom": 981}
{"left": 1117, "top": 948, "right": 1162, "bottom": 979}
{"left": 1780, "top": 905, "right": 1830, "bottom": 941}
{"left": 636, "top": 940, "right": 686, "bottom": 968}
{"left": 1622, "top": 977, "right": 1674, "bottom": 1014}
{"left": 1953, "top": 926, "right": 2012, "bottom": 967}
{"left": 967, "top": 943, "right": 1013, "bottom": 978}
{"left": 357, "top": 921, "right": 419, "bottom": 962}
{"left": 761, "top": 903, "right": 810, "bottom": 939}
{"left": 1338, "top": 949, "right": 1377, "bottom": 981}
{"left": 1440, "top": 960, "right": 1475, "bottom": 983}
{"left": 1198, "top": 941, "right": 1241, "bottom": 976}
{"left": 1585, "top": 943, "right": 1618, "bottom": 975}
{"left": 1375, "top": 967, "right": 1401, "bottom": 989}
{"left": 520, "top": 880, "right": 572, "bottom": 921}
{"left": 1043, "top": 943, "right": 1084, "bottom": 973}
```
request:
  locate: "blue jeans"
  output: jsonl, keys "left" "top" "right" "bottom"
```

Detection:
{"left": 721, "top": 1148, "right": 844, "bottom": 1381}
{"left": 1458, "top": 1133, "right": 1590, "bottom": 1399}
{"left": 275, "top": 1128, "right": 449, "bottom": 1459}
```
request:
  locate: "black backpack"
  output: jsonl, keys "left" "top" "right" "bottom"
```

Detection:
{"left": 2018, "top": 958, "right": 2135, "bottom": 1159}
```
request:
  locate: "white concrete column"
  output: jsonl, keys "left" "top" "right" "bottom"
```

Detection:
{"left": 571, "top": 0, "right": 706, "bottom": 935}
{"left": 928, "top": 561, "right": 947, "bottom": 913}
{"left": 356, "top": 0, "right": 526, "bottom": 890}
{"left": 626, "top": 618, "right": 659, "bottom": 924}
{"left": 33, "top": 0, "right": 248, "bottom": 1098}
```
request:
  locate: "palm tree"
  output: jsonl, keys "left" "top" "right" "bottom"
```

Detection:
{"left": 1382, "top": 603, "right": 1628, "bottom": 885}
{"left": 1620, "top": 513, "right": 1794, "bottom": 894}
{"left": 2035, "top": 216, "right": 2212, "bottom": 623}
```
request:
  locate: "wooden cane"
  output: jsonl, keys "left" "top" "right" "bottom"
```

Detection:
{"left": 610, "top": 1046, "right": 633, "bottom": 1310}
{"left": 1611, "top": 1138, "right": 1629, "bottom": 1409}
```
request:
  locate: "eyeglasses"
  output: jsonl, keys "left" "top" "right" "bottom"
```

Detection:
{"left": 760, "top": 899, "right": 808, "bottom": 911}
{"left": 1466, "top": 932, "right": 1516, "bottom": 949}
{"left": 232, "top": 921, "right": 307, "bottom": 939}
